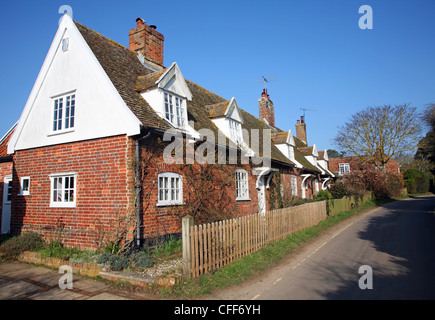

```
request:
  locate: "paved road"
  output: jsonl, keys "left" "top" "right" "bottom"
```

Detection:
{"left": 214, "top": 195, "right": 435, "bottom": 300}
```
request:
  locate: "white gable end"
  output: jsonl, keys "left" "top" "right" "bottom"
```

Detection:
{"left": 8, "top": 14, "right": 141, "bottom": 153}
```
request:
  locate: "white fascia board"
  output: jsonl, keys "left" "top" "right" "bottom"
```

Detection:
{"left": 312, "top": 144, "right": 318, "bottom": 157}
{"left": 1, "top": 122, "right": 17, "bottom": 146}
{"left": 8, "top": 14, "right": 141, "bottom": 154}
{"left": 225, "top": 98, "right": 244, "bottom": 124}
{"left": 286, "top": 130, "right": 295, "bottom": 146}
{"left": 156, "top": 62, "right": 192, "bottom": 101}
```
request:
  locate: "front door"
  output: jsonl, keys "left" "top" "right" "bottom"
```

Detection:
{"left": 257, "top": 176, "right": 266, "bottom": 215}
{"left": 1, "top": 176, "right": 12, "bottom": 234}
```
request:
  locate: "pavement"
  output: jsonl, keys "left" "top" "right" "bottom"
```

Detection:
{"left": 0, "top": 261, "right": 160, "bottom": 300}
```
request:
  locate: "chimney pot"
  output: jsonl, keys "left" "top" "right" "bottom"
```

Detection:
{"left": 130, "top": 17, "right": 165, "bottom": 68}
{"left": 150, "top": 25, "right": 157, "bottom": 30}
{"left": 136, "top": 18, "right": 145, "bottom": 26}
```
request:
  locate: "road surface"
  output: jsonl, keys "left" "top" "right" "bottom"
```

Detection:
{"left": 213, "top": 195, "right": 435, "bottom": 300}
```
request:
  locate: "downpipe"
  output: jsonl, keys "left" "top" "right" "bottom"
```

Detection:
{"left": 135, "top": 128, "right": 151, "bottom": 248}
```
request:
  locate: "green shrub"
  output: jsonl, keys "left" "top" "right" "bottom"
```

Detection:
{"left": 107, "top": 255, "right": 130, "bottom": 271}
{"left": 97, "top": 251, "right": 154, "bottom": 271}
{"left": 314, "top": 190, "right": 332, "bottom": 201}
{"left": 328, "top": 183, "right": 349, "bottom": 199}
{"left": 130, "top": 251, "right": 154, "bottom": 268}
{"left": 0, "top": 232, "right": 45, "bottom": 258}
{"left": 147, "top": 236, "right": 182, "bottom": 259}
{"left": 404, "top": 169, "right": 433, "bottom": 194}
{"left": 38, "top": 240, "right": 82, "bottom": 259}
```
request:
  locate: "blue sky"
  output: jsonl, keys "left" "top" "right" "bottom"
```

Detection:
{"left": 1, "top": 0, "right": 434, "bottom": 151}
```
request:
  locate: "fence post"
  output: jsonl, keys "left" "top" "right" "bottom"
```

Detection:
{"left": 182, "top": 215, "right": 194, "bottom": 278}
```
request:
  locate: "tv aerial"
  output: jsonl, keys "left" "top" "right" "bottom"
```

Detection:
{"left": 300, "top": 108, "right": 317, "bottom": 121}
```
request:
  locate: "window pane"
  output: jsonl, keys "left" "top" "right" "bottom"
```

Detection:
{"left": 53, "top": 100, "right": 59, "bottom": 131}
{"left": 70, "top": 95, "right": 75, "bottom": 128}
{"left": 6, "top": 182, "right": 12, "bottom": 201}
{"left": 23, "top": 179, "right": 29, "bottom": 192}
{"left": 58, "top": 99, "right": 63, "bottom": 130}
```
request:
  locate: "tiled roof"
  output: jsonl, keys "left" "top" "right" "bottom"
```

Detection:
{"left": 0, "top": 125, "right": 16, "bottom": 158}
{"left": 299, "top": 146, "right": 314, "bottom": 156}
{"left": 74, "top": 20, "right": 320, "bottom": 172}
{"left": 271, "top": 132, "right": 288, "bottom": 144}
{"left": 205, "top": 101, "right": 230, "bottom": 119}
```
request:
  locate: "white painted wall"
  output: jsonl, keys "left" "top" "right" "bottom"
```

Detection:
{"left": 10, "top": 15, "right": 141, "bottom": 153}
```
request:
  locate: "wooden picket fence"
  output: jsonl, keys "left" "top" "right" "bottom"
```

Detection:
{"left": 183, "top": 201, "right": 327, "bottom": 278}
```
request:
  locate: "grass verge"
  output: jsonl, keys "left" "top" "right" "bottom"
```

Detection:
{"left": 163, "top": 198, "right": 390, "bottom": 298}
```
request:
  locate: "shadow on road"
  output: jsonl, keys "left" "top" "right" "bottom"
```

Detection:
{"left": 315, "top": 196, "right": 435, "bottom": 300}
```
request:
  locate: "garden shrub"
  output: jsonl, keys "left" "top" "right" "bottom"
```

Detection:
{"left": 0, "top": 232, "right": 45, "bottom": 258}
{"left": 404, "top": 169, "right": 434, "bottom": 194}
{"left": 328, "top": 183, "right": 349, "bottom": 199}
{"left": 343, "top": 169, "right": 403, "bottom": 200}
{"left": 97, "top": 251, "right": 154, "bottom": 271}
{"left": 314, "top": 190, "right": 332, "bottom": 201}
{"left": 130, "top": 251, "right": 154, "bottom": 268}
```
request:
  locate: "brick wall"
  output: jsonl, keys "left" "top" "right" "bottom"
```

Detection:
{"left": 11, "top": 135, "right": 134, "bottom": 250}
{"left": 129, "top": 19, "right": 164, "bottom": 67}
{"left": 136, "top": 136, "right": 259, "bottom": 242}
{"left": 0, "top": 161, "right": 13, "bottom": 232}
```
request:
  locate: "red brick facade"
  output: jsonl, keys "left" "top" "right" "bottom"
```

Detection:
{"left": 11, "top": 135, "right": 134, "bottom": 249}
{"left": 129, "top": 18, "right": 165, "bottom": 67}
{"left": 0, "top": 161, "right": 13, "bottom": 232}
{"left": 329, "top": 156, "right": 401, "bottom": 175}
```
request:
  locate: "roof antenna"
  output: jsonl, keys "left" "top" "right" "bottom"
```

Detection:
{"left": 256, "top": 76, "right": 276, "bottom": 93}
{"left": 300, "top": 108, "right": 317, "bottom": 121}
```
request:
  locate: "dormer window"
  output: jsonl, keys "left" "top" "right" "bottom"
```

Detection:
{"left": 229, "top": 119, "right": 242, "bottom": 144}
{"left": 164, "top": 92, "right": 185, "bottom": 128}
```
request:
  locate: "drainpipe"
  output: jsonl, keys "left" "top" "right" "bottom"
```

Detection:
{"left": 135, "top": 128, "right": 151, "bottom": 248}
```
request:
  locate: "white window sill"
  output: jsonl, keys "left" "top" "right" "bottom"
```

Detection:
{"left": 50, "top": 202, "right": 76, "bottom": 208}
{"left": 17, "top": 193, "right": 30, "bottom": 197}
{"left": 236, "top": 197, "right": 251, "bottom": 202}
{"left": 47, "top": 129, "right": 75, "bottom": 137}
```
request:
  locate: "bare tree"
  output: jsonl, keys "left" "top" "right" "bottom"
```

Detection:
{"left": 333, "top": 104, "right": 422, "bottom": 172}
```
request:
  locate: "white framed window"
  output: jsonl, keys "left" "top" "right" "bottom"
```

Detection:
{"left": 235, "top": 169, "right": 250, "bottom": 200}
{"left": 4, "top": 176, "right": 12, "bottom": 203}
{"left": 291, "top": 175, "right": 298, "bottom": 197}
{"left": 339, "top": 163, "right": 350, "bottom": 176}
{"left": 49, "top": 173, "right": 77, "bottom": 208}
{"left": 164, "top": 92, "right": 186, "bottom": 128}
{"left": 229, "top": 119, "right": 242, "bottom": 144}
{"left": 18, "top": 177, "right": 30, "bottom": 196}
{"left": 52, "top": 92, "right": 75, "bottom": 133}
{"left": 157, "top": 172, "right": 183, "bottom": 206}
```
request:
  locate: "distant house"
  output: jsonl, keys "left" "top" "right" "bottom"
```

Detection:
{"left": 329, "top": 155, "right": 401, "bottom": 177}
{"left": 1, "top": 15, "right": 334, "bottom": 249}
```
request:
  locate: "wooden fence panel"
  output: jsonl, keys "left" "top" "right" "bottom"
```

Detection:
{"left": 187, "top": 200, "right": 331, "bottom": 278}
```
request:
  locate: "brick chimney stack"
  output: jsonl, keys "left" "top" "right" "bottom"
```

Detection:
{"left": 296, "top": 116, "right": 307, "bottom": 144}
{"left": 258, "top": 89, "right": 275, "bottom": 127}
{"left": 129, "top": 17, "right": 165, "bottom": 68}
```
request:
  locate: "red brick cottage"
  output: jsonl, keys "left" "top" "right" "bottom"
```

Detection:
{"left": 2, "top": 15, "right": 334, "bottom": 249}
